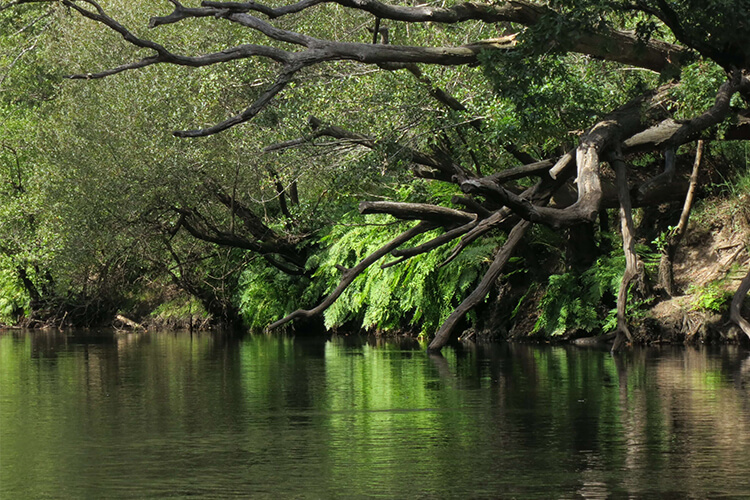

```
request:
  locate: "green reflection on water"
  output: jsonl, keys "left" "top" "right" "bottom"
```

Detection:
{"left": 3, "top": 332, "right": 750, "bottom": 498}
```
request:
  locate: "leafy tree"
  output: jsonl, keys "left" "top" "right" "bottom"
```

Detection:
{"left": 2, "top": 0, "right": 749, "bottom": 348}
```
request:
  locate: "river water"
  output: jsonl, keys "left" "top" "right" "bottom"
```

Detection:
{"left": 2, "top": 331, "right": 750, "bottom": 498}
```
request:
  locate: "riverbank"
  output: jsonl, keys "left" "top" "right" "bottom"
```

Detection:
{"left": 4, "top": 192, "right": 749, "bottom": 348}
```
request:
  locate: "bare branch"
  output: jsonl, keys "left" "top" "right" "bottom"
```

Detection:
{"left": 68, "top": 45, "right": 291, "bottom": 80}
{"left": 441, "top": 210, "right": 513, "bottom": 267}
{"left": 175, "top": 64, "right": 300, "bottom": 137}
{"left": 61, "top": 0, "right": 175, "bottom": 57}
{"left": 359, "top": 201, "right": 476, "bottom": 225}
{"left": 388, "top": 219, "right": 479, "bottom": 262}
{"left": 201, "top": 0, "right": 324, "bottom": 19}
{"left": 194, "top": 0, "right": 687, "bottom": 71}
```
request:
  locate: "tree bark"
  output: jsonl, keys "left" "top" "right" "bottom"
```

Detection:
{"left": 609, "top": 151, "right": 643, "bottom": 353}
{"left": 359, "top": 201, "right": 476, "bottom": 225}
{"left": 428, "top": 220, "right": 530, "bottom": 351}
{"left": 658, "top": 140, "right": 703, "bottom": 295}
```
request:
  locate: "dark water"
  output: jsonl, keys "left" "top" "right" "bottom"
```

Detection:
{"left": 3, "top": 332, "right": 750, "bottom": 498}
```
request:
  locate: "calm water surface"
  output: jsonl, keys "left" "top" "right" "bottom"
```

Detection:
{"left": 3, "top": 331, "right": 750, "bottom": 498}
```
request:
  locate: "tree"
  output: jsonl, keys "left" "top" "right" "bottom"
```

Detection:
{"left": 3, "top": 0, "right": 749, "bottom": 348}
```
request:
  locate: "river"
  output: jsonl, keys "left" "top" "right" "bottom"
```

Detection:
{"left": 2, "top": 330, "right": 750, "bottom": 498}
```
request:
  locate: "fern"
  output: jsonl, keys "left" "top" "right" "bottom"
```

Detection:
{"left": 315, "top": 212, "right": 501, "bottom": 333}
{"left": 534, "top": 253, "right": 625, "bottom": 336}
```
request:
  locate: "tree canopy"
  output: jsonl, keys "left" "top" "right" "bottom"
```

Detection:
{"left": 1, "top": 0, "right": 749, "bottom": 350}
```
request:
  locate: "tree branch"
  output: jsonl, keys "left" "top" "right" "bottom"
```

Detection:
{"left": 359, "top": 201, "right": 476, "bottom": 225}
{"left": 428, "top": 220, "right": 530, "bottom": 350}
{"left": 387, "top": 219, "right": 479, "bottom": 263}
{"left": 175, "top": 64, "right": 300, "bottom": 137}
{"left": 608, "top": 150, "right": 643, "bottom": 352}
{"left": 267, "top": 221, "right": 433, "bottom": 329}
{"left": 56, "top": 0, "right": 691, "bottom": 139}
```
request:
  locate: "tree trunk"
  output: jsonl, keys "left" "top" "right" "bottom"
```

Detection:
{"left": 609, "top": 152, "right": 643, "bottom": 352}
{"left": 658, "top": 140, "right": 703, "bottom": 295}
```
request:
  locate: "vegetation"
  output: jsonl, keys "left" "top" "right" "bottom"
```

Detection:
{"left": 1, "top": 0, "right": 749, "bottom": 350}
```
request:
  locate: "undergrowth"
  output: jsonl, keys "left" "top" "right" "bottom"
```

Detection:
{"left": 150, "top": 296, "right": 209, "bottom": 327}
{"left": 688, "top": 279, "right": 733, "bottom": 312}
{"left": 531, "top": 233, "right": 660, "bottom": 337}
{"left": 533, "top": 253, "right": 623, "bottom": 336}
{"left": 236, "top": 212, "right": 502, "bottom": 334}
{"left": 0, "top": 264, "right": 29, "bottom": 325}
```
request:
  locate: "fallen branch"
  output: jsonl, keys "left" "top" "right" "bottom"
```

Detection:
{"left": 428, "top": 220, "right": 530, "bottom": 350}
{"left": 115, "top": 314, "right": 145, "bottom": 330}
{"left": 359, "top": 201, "right": 476, "bottom": 225}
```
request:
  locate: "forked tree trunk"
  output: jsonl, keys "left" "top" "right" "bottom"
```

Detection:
{"left": 610, "top": 152, "right": 644, "bottom": 352}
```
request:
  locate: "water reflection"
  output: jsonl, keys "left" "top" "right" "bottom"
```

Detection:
{"left": 3, "top": 331, "right": 750, "bottom": 498}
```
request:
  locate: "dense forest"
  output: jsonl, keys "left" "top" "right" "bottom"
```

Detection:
{"left": 1, "top": 0, "right": 749, "bottom": 350}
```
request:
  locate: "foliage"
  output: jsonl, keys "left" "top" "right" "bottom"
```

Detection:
{"left": 533, "top": 252, "right": 625, "bottom": 336}
{"left": 669, "top": 60, "right": 728, "bottom": 121}
{"left": 688, "top": 280, "right": 733, "bottom": 312}
{"left": 300, "top": 213, "right": 500, "bottom": 333}
{"left": 150, "top": 296, "right": 209, "bottom": 325}
{"left": 237, "top": 258, "right": 319, "bottom": 329}
{"left": 0, "top": 263, "right": 29, "bottom": 325}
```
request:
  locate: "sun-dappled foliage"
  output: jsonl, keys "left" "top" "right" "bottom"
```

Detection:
{"left": 1, "top": 0, "right": 749, "bottom": 349}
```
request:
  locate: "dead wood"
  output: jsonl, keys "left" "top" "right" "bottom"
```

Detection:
{"left": 609, "top": 150, "right": 644, "bottom": 353}
{"left": 428, "top": 220, "right": 530, "bottom": 351}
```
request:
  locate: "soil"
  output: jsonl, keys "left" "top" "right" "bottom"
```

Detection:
{"left": 640, "top": 195, "right": 750, "bottom": 344}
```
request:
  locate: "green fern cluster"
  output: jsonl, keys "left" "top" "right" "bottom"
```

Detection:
{"left": 237, "top": 259, "right": 323, "bottom": 329}
{"left": 533, "top": 254, "right": 625, "bottom": 336}
{"left": 317, "top": 214, "right": 501, "bottom": 333}
{"left": 236, "top": 210, "right": 502, "bottom": 334}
